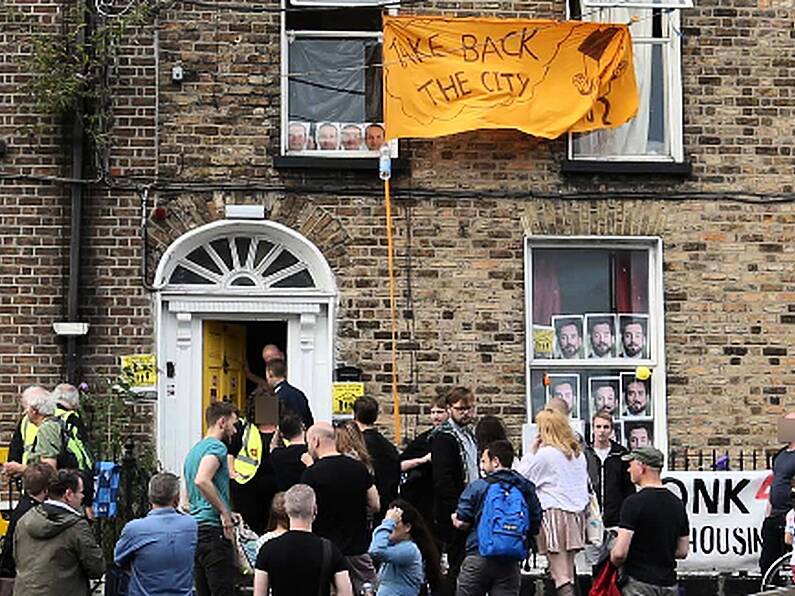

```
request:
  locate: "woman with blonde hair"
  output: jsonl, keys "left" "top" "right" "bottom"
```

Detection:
{"left": 335, "top": 420, "right": 375, "bottom": 475}
{"left": 517, "top": 408, "right": 589, "bottom": 596}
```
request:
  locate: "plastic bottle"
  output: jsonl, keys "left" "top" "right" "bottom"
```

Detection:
{"left": 378, "top": 144, "right": 391, "bottom": 181}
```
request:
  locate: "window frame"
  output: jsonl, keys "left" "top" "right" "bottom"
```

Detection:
{"left": 291, "top": 0, "right": 390, "bottom": 5}
{"left": 581, "top": 0, "right": 693, "bottom": 9}
{"left": 523, "top": 236, "right": 668, "bottom": 456}
{"left": 279, "top": 2, "right": 397, "bottom": 159}
{"left": 565, "top": 5, "right": 685, "bottom": 165}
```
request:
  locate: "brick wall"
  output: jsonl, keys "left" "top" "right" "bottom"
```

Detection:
{"left": 1, "top": 0, "right": 795, "bottom": 453}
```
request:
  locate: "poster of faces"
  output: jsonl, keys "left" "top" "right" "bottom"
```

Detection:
{"left": 552, "top": 315, "right": 584, "bottom": 360}
{"left": 546, "top": 374, "right": 580, "bottom": 419}
{"left": 625, "top": 421, "right": 653, "bottom": 450}
{"left": 588, "top": 377, "right": 620, "bottom": 418}
{"left": 550, "top": 313, "right": 649, "bottom": 360}
{"left": 586, "top": 314, "right": 617, "bottom": 358}
{"left": 287, "top": 121, "right": 387, "bottom": 152}
{"left": 619, "top": 314, "right": 649, "bottom": 359}
{"left": 620, "top": 373, "right": 652, "bottom": 418}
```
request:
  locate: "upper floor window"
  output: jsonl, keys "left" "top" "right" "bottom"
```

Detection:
{"left": 281, "top": 2, "right": 397, "bottom": 158}
{"left": 525, "top": 238, "right": 667, "bottom": 452}
{"left": 567, "top": 1, "right": 686, "bottom": 163}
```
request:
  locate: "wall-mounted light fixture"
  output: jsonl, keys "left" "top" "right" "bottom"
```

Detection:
{"left": 53, "top": 322, "right": 90, "bottom": 336}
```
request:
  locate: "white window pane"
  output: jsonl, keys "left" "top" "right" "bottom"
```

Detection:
{"left": 572, "top": 41, "right": 669, "bottom": 159}
{"left": 583, "top": 0, "right": 692, "bottom": 9}
{"left": 288, "top": 38, "right": 382, "bottom": 123}
{"left": 589, "top": 7, "right": 669, "bottom": 39}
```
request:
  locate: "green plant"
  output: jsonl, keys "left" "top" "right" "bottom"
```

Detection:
{"left": 80, "top": 369, "right": 159, "bottom": 561}
{"left": 16, "top": 0, "right": 157, "bottom": 175}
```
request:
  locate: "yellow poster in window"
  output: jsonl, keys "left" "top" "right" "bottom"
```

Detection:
{"left": 533, "top": 325, "right": 555, "bottom": 358}
{"left": 383, "top": 16, "right": 638, "bottom": 140}
{"left": 333, "top": 382, "right": 365, "bottom": 416}
{"left": 120, "top": 354, "right": 157, "bottom": 388}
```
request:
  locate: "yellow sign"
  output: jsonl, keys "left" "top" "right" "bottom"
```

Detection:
{"left": 120, "top": 354, "right": 157, "bottom": 388}
{"left": 533, "top": 325, "right": 555, "bottom": 358}
{"left": 332, "top": 382, "right": 365, "bottom": 416}
{"left": 384, "top": 16, "right": 638, "bottom": 140}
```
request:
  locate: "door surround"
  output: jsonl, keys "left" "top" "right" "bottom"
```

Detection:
{"left": 153, "top": 220, "right": 338, "bottom": 473}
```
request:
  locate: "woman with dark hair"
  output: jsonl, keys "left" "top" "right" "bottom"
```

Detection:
{"left": 255, "top": 492, "right": 289, "bottom": 553}
{"left": 228, "top": 386, "right": 279, "bottom": 535}
{"left": 474, "top": 415, "right": 507, "bottom": 455}
{"left": 369, "top": 499, "right": 441, "bottom": 596}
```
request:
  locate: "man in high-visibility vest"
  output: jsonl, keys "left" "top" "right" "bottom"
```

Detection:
{"left": 4, "top": 390, "right": 61, "bottom": 477}
{"left": 4, "top": 386, "right": 48, "bottom": 479}
{"left": 52, "top": 384, "right": 93, "bottom": 471}
{"left": 52, "top": 383, "right": 95, "bottom": 514}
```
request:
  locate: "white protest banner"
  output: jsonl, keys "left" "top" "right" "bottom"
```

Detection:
{"left": 662, "top": 470, "right": 771, "bottom": 572}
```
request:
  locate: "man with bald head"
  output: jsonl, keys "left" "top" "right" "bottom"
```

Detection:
{"left": 301, "top": 423, "right": 379, "bottom": 594}
{"left": 246, "top": 344, "right": 284, "bottom": 387}
{"left": 262, "top": 344, "right": 283, "bottom": 365}
{"left": 761, "top": 412, "right": 795, "bottom": 574}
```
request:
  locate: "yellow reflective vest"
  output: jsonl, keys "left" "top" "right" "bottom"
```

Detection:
{"left": 54, "top": 407, "right": 94, "bottom": 471}
{"left": 20, "top": 415, "right": 38, "bottom": 466}
{"left": 232, "top": 419, "right": 262, "bottom": 485}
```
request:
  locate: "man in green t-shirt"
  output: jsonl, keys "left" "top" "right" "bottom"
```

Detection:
{"left": 183, "top": 401, "right": 238, "bottom": 596}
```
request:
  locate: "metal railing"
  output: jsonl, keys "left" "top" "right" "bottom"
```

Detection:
{"left": 669, "top": 448, "right": 774, "bottom": 472}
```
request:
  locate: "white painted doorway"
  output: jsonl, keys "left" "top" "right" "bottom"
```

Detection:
{"left": 153, "top": 220, "right": 338, "bottom": 474}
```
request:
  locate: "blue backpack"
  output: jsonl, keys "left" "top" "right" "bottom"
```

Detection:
{"left": 477, "top": 477, "right": 530, "bottom": 559}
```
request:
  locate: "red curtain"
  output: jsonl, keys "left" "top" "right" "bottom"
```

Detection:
{"left": 615, "top": 251, "right": 648, "bottom": 313}
{"left": 533, "top": 256, "right": 560, "bottom": 325}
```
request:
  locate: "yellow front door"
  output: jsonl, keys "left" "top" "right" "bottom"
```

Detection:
{"left": 202, "top": 321, "right": 247, "bottom": 432}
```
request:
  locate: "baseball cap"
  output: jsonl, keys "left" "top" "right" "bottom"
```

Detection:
{"left": 622, "top": 446, "right": 664, "bottom": 469}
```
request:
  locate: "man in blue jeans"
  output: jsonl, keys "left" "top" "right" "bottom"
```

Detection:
{"left": 115, "top": 472, "right": 198, "bottom": 596}
{"left": 183, "top": 401, "right": 239, "bottom": 596}
{"left": 451, "top": 439, "right": 542, "bottom": 596}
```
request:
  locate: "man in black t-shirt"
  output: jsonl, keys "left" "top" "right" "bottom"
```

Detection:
{"left": 270, "top": 414, "right": 309, "bottom": 491}
{"left": 301, "top": 422, "right": 380, "bottom": 595}
{"left": 254, "top": 484, "right": 352, "bottom": 596}
{"left": 610, "top": 447, "right": 689, "bottom": 596}
{"left": 353, "top": 395, "right": 400, "bottom": 524}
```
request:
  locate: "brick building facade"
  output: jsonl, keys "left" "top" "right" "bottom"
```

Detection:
{"left": 1, "top": 0, "right": 794, "bottom": 462}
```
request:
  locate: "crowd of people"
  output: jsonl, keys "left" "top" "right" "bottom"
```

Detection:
{"left": 0, "top": 349, "right": 694, "bottom": 596}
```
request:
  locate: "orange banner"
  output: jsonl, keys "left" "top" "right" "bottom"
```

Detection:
{"left": 383, "top": 15, "right": 638, "bottom": 140}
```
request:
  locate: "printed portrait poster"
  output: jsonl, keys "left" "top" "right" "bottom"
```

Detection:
{"left": 589, "top": 376, "right": 620, "bottom": 419}
{"left": 624, "top": 421, "right": 653, "bottom": 449}
{"left": 546, "top": 373, "right": 581, "bottom": 419}
{"left": 621, "top": 373, "right": 652, "bottom": 418}
{"left": 552, "top": 315, "right": 584, "bottom": 360}
{"left": 619, "top": 314, "right": 649, "bottom": 359}
{"left": 585, "top": 313, "right": 618, "bottom": 358}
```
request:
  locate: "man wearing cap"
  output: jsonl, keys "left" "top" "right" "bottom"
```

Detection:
{"left": 610, "top": 447, "right": 689, "bottom": 596}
